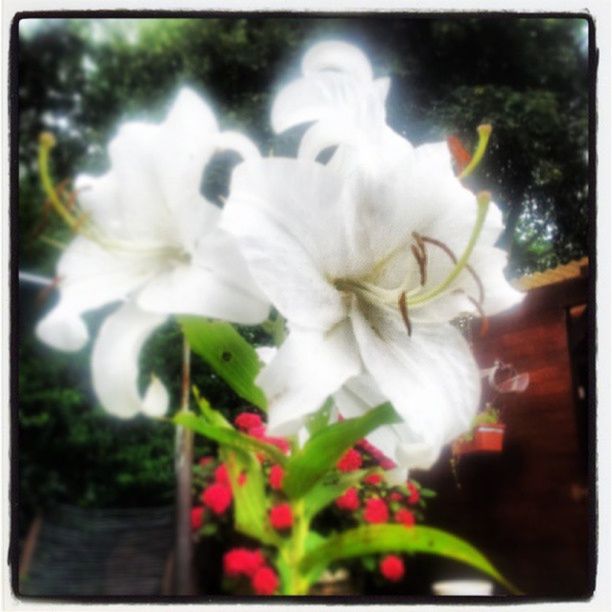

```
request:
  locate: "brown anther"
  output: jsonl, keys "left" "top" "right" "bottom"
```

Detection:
{"left": 419, "top": 235, "right": 485, "bottom": 306}
{"left": 398, "top": 291, "right": 412, "bottom": 336}
{"left": 411, "top": 245, "right": 426, "bottom": 286}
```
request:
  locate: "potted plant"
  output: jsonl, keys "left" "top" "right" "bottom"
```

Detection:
{"left": 452, "top": 404, "right": 505, "bottom": 456}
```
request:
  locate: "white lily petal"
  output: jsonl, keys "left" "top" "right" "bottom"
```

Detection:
{"left": 137, "top": 262, "right": 268, "bottom": 325}
{"left": 142, "top": 375, "right": 170, "bottom": 418}
{"left": 92, "top": 302, "right": 169, "bottom": 418}
{"left": 36, "top": 308, "right": 89, "bottom": 352}
{"left": 297, "top": 118, "right": 361, "bottom": 162}
{"left": 258, "top": 321, "right": 361, "bottom": 436}
{"left": 222, "top": 158, "right": 352, "bottom": 329}
{"left": 351, "top": 304, "right": 481, "bottom": 469}
{"left": 215, "top": 130, "right": 261, "bottom": 160}
{"left": 302, "top": 41, "right": 373, "bottom": 82}
{"left": 35, "top": 237, "right": 155, "bottom": 352}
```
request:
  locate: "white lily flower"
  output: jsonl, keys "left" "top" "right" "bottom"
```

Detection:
{"left": 272, "top": 40, "right": 411, "bottom": 175}
{"left": 222, "top": 43, "right": 523, "bottom": 476}
{"left": 36, "top": 87, "right": 269, "bottom": 418}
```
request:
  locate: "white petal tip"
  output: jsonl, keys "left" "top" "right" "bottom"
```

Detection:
{"left": 142, "top": 375, "right": 170, "bottom": 418}
{"left": 36, "top": 311, "right": 89, "bottom": 352}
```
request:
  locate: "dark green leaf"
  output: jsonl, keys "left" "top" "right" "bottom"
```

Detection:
{"left": 180, "top": 316, "right": 267, "bottom": 410}
{"left": 300, "top": 525, "right": 520, "bottom": 594}
{"left": 283, "top": 403, "right": 400, "bottom": 499}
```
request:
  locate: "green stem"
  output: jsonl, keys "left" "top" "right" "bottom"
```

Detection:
{"left": 282, "top": 499, "right": 311, "bottom": 595}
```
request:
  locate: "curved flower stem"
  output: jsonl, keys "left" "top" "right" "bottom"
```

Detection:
{"left": 458, "top": 124, "right": 492, "bottom": 180}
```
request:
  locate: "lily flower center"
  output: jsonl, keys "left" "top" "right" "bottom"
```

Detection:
{"left": 334, "top": 191, "right": 491, "bottom": 335}
{"left": 38, "top": 132, "right": 193, "bottom": 265}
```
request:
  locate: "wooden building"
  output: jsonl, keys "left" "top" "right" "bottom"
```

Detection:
{"left": 418, "top": 257, "right": 592, "bottom": 597}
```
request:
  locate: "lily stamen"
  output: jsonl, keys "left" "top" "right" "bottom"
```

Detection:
{"left": 398, "top": 291, "right": 412, "bottom": 336}
{"left": 458, "top": 124, "right": 492, "bottom": 180}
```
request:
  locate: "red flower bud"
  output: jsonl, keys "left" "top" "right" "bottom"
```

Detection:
{"left": 406, "top": 482, "right": 420, "bottom": 505}
{"left": 201, "top": 482, "right": 232, "bottom": 515}
{"left": 223, "top": 547, "right": 265, "bottom": 578}
{"left": 268, "top": 464, "right": 284, "bottom": 490}
{"left": 363, "top": 498, "right": 389, "bottom": 524}
{"left": 235, "top": 412, "right": 263, "bottom": 432}
{"left": 269, "top": 503, "right": 293, "bottom": 531}
{"left": 214, "top": 464, "right": 229, "bottom": 485}
{"left": 190, "top": 507, "right": 204, "bottom": 531}
{"left": 380, "top": 554, "right": 405, "bottom": 582}
{"left": 364, "top": 473, "right": 383, "bottom": 485}
{"left": 251, "top": 565, "right": 279, "bottom": 595}
{"left": 395, "top": 508, "right": 415, "bottom": 528}
{"left": 336, "top": 448, "right": 362, "bottom": 472}
{"left": 335, "top": 487, "right": 360, "bottom": 511}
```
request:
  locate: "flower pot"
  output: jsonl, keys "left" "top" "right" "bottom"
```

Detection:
{"left": 452, "top": 424, "right": 506, "bottom": 456}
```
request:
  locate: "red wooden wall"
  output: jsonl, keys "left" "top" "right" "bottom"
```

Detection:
{"left": 417, "top": 273, "right": 592, "bottom": 597}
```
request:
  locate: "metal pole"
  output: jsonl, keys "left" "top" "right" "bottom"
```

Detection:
{"left": 174, "top": 336, "right": 194, "bottom": 595}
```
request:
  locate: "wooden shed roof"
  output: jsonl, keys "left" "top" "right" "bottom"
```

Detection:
{"left": 512, "top": 257, "right": 589, "bottom": 291}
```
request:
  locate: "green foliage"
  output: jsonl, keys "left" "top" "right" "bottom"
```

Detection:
{"left": 300, "top": 524, "right": 520, "bottom": 594}
{"left": 282, "top": 403, "right": 401, "bottom": 499}
{"left": 221, "top": 448, "right": 281, "bottom": 546}
{"left": 174, "top": 410, "right": 287, "bottom": 466}
{"left": 180, "top": 316, "right": 267, "bottom": 410}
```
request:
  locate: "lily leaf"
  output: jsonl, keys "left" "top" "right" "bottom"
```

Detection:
{"left": 300, "top": 524, "right": 520, "bottom": 594}
{"left": 283, "top": 402, "right": 400, "bottom": 499}
{"left": 222, "top": 448, "right": 281, "bottom": 546}
{"left": 174, "top": 412, "right": 287, "bottom": 466}
{"left": 305, "top": 398, "right": 333, "bottom": 437}
{"left": 180, "top": 316, "right": 267, "bottom": 410}
{"left": 302, "top": 469, "right": 369, "bottom": 520}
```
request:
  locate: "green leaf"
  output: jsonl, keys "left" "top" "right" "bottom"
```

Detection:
{"left": 180, "top": 316, "right": 267, "bottom": 410}
{"left": 302, "top": 469, "right": 369, "bottom": 520}
{"left": 173, "top": 412, "right": 287, "bottom": 466}
{"left": 283, "top": 403, "right": 400, "bottom": 499}
{"left": 221, "top": 448, "right": 281, "bottom": 546}
{"left": 192, "top": 387, "right": 232, "bottom": 428}
{"left": 300, "top": 525, "right": 520, "bottom": 594}
{"left": 305, "top": 398, "right": 333, "bottom": 437}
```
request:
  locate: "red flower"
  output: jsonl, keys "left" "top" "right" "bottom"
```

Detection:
{"left": 389, "top": 491, "right": 403, "bottom": 502}
{"left": 248, "top": 425, "right": 266, "bottom": 439}
{"left": 190, "top": 507, "right": 204, "bottom": 531}
{"left": 364, "top": 473, "right": 383, "bottom": 485}
{"left": 363, "top": 498, "right": 389, "bottom": 524}
{"left": 265, "top": 436, "right": 291, "bottom": 454}
{"left": 235, "top": 412, "right": 263, "bottom": 432}
{"left": 238, "top": 472, "right": 248, "bottom": 486}
{"left": 251, "top": 565, "right": 279, "bottom": 595}
{"left": 214, "top": 464, "right": 229, "bottom": 485}
{"left": 335, "top": 487, "right": 360, "bottom": 511}
{"left": 223, "top": 548, "right": 265, "bottom": 578}
{"left": 269, "top": 503, "right": 293, "bottom": 530}
{"left": 406, "top": 482, "right": 420, "bottom": 505}
{"left": 395, "top": 508, "right": 415, "bottom": 528}
{"left": 201, "top": 482, "right": 232, "bottom": 515}
{"left": 199, "top": 456, "right": 214, "bottom": 467}
{"left": 268, "top": 464, "right": 284, "bottom": 490}
{"left": 336, "top": 448, "right": 362, "bottom": 472}
{"left": 380, "top": 555, "right": 405, "bottom": 582}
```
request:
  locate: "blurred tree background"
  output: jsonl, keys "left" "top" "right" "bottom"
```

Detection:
{"left": 16, "top": 17, "right": 590, "bottom": 531}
